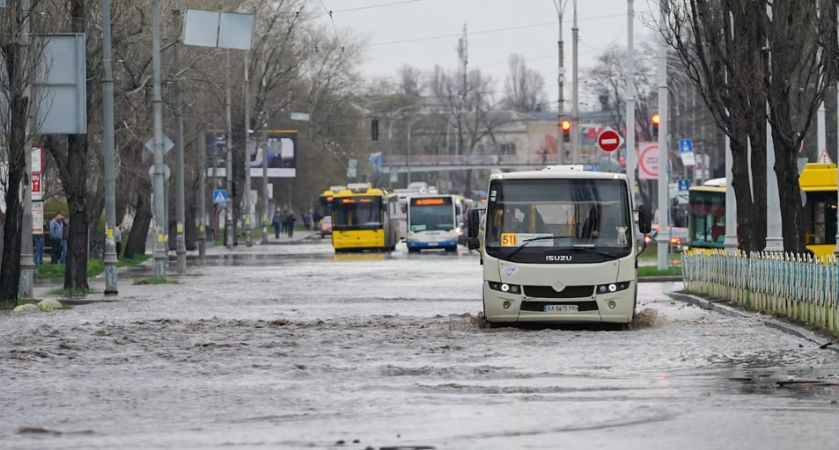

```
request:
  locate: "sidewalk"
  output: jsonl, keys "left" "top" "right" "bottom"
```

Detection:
{"left": 203, "top": 230, "right": 320, "bottom": 257}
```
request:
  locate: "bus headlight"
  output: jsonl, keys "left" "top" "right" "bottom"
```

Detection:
{"left": 488, "top": 281, "right": 520, "bottom": 294}
{"left": 597, "top": 281, "right": 631, "bottom": 294}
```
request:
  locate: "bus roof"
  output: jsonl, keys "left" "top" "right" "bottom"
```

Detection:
{"left": 799, "top": 163, "right": 837, "bottom": 192}
{"left": 489, "top": 168, "right": 627, "bottom": 181}
{"left": 333, "top": 186, "right": 389, "bottom": 198}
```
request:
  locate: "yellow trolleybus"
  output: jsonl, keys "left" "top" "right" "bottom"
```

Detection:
{"left": 331, "top": 183, "right": 399, "bottom": 252}
{"left": 687, "top": 163, "right": 837, "bottom": 257}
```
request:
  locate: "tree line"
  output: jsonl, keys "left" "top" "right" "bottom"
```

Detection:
{"left": 0, "top": 0, "right": 367, "bottom": 302}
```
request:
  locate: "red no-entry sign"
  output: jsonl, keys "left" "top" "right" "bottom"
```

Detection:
{"left": 596, "top": 128, "right": 623, "bottom": 153}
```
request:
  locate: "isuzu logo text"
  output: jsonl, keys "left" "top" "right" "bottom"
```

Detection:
{"left": 546, "top": 255, "right": 573, "bottom": 262}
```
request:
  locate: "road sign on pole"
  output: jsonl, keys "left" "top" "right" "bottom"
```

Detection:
{"left": 678, "top": 138, "right": 693, "bottom": 153}
{"left": 212, "top": 189, "right": 228, "bottom": 205}
{"left": 145, "top": 135, "right": 174, "bottom": 155}
{"left": 596, "top": 128, "right": 623, "bottom": 153}
{"left": 638, "top": 142, "right": 659, "bottom": 180}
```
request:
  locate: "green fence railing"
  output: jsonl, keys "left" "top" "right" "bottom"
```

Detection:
{"left": 682, "top": 250, "right": 839, "bottom": 335}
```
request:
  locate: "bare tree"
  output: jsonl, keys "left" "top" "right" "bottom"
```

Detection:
{"left": 660, "top": 0, "right": 768, "bottom": 252}
{"left": 0, "top": 1, "right": 47, "bottom": 301}
{"left": 502, "top": 54, "right": 547, "bottom": 112}
{"left": 765, "top": 0, "right": 834, "bottom": 251}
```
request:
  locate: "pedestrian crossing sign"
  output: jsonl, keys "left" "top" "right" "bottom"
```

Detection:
{"left": 213, "top": 189, "right": 228, "bottom": 205}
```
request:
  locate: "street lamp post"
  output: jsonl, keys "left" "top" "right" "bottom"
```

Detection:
{"left": 151, "top": 0, "right": 167, "bottom": 277}
{"left": 656, "top": 4, "right": 670, "bottom": 271}
{"left": 625, "top": 0, "right": 636, "bottom": 201}
{"left": 552, "top": 0, "right": 566, "bottom": 164}
{"left": 406, "top": 116, "right": 425, "bottom": 185}
{"left": 102, "top": 0, "right": 119, "bottom": 292}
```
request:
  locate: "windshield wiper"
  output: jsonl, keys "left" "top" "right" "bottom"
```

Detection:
{"left": 504, "top": 235, "right": 563, "bottom": 260}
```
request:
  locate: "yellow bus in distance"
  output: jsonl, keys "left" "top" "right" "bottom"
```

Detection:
{"left": 331, "top": 183, "right": 399, "bottom": 252}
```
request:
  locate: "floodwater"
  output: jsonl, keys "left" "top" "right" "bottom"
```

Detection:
{"left": 1, "top": 241, "right": 838, "bottom": 450}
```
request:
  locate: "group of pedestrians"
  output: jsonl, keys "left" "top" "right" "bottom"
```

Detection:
{"left": 271, "top": 209, "right": 297, "bottom": 238}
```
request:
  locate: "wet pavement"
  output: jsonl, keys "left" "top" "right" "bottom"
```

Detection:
{"left": 2, "top": 241, "right": 839, "bottom": 449}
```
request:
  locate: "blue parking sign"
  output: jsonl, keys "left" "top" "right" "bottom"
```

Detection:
{"left": 679, "top": 138, "right": 693, "bottom": 153}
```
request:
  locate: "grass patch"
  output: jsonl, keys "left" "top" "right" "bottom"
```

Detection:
{"left": 36, "top": 254, "right": 152, "bottom": 281}
{"left": 638, "top": 266, "right": 683, "bottom": 277}
{"left": 47, "top": 287, "right": 101, "bottom": 297}
{"left": 133, "top": 276, "right": 180, "bottom": 285}
{"left": 637, "top": 242, "right": 680, "bottom": 262}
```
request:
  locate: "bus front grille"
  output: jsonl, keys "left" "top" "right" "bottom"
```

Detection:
{"left": 520, "top": 301, "right": 599, "bottom": 312}
{"left": 523, "top": 285, "right": 594, "bottom": 298}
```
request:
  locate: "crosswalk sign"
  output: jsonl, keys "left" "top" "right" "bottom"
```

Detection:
{"left": 212, "top": 189, "right": 228, "bottom": 205}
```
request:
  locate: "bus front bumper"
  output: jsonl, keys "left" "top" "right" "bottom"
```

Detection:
{"left": 406, "top": 239, "right": 458, "bottom": 250}
{"left": 482, "top": 282, "right": 636, "bottom": 324}
{"left": 332, "top": 230, "right": 384, "bottom": 251}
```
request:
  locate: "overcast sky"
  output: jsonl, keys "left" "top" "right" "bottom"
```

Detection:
{"left": 318, "top": 0, "right": 658, "bottom": 110}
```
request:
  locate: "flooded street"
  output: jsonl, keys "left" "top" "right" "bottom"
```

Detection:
{"left": 2, "top": 241, "right": 839, "bottom": 450}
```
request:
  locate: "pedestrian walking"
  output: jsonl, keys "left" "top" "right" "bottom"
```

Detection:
{"left": 312, "top": 210, "right": 322, "bottom": 231}
{"left": 49, "top": 212, "right": 63, "bottom": 264}
{"left": 34, "top": 232, "right": 44, "bottom": 265}
{"left": 272, "top": 210, "right": 282, "bottom": 239}
{"left": 286, "top": 211, "right": 296, "bottom": 238}
{"left": 303, "top": 210, "right": 311, "bottom": 231}
{"left": 60, "top": 217, "right": 69, "bottom": 264}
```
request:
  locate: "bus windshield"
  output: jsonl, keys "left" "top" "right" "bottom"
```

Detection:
{"left": 410, "top": 197, "right": 454, "bottom": 232}
{"left": 486, "top": 178, "right": 632, "bottom": 263}
{"left": 688, "top": 189, "right": 726, "bottom": 248}
{"left": 333, "top": 197, "right": 382, "bottom": 230}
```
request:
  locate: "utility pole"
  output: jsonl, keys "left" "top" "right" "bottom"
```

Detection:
{"left": 243, "top": 51, "right": 253, "bottom": 247}
{"left": 656, "top": 3, "right": 669, "bottom": 271}
{"left": 835, "top": 3, "right": 839, "bottom": 258}
{"left": 724, "top": 134, "right": 737, "bottom": 250}
{"left": 224, "top": 50, "right": 234, "bottom": 249}
{"left": 765, "top": 3, "right": 783, "bottom": 252}
{"left": 570, "top": 0, "right": 579, "bottom": 164}
{"left": 172, "top": 9, "right": 187, "bottom": 275}
{"left": 18, "top": 0, "right": 34, "bottom": 299}
{"left": 260, "top": 131, "right": 269, "bottom": 244}
{"left": 553, "top": 0, "right": 565, "bottom": 164}
{"left": 456, "top": 24, "right": 468, "bottom": 159}
{"left": 625, "top": 0, "right": 636, "bottom": 201}
{"left": 197, "top": 130, "right": 207, "bottom": 262}
{"left": 151, "top": 0, "right": 167, "bottom": 277}
{"left": 101, "top": 0, "right": 118, "bottom": 293}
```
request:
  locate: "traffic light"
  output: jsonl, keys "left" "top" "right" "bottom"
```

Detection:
{"left": 560, "top": 119, "right": 571, "bottom": 142}
{"left": 651, "top": 113, "right": 660, "bottom": 139}
{"left": 371, "top": 118, "right": 379, "bottom": 141}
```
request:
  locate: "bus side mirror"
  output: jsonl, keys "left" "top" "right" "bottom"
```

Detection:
{"left": 638, "top": 205, "right": 652, "bottom": 235}
{"left": 466, "top": 209, "right": 481, "bottom": 250}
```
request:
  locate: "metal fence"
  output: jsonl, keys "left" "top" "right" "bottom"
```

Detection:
{"left": 682, "top": 250, "right": 839, "bottom": 335}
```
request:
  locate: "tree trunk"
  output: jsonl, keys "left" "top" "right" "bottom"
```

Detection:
{"left": 124, "top": 191, "right": 152, "bottom": 259}
{"left": 773, "top": 133, "right": 806, "bottom": 252}
{"left": 185, "top": 205, "right": 197, "bottom": 251}
{"left": 0, "top": 174, "right": 23, "bottom": 303}
{"left": 729, "top": 135, "right": 756, "bottom": 252}
{"left": 746, "top": 114, "right": 767, "bottom": 251}
{"left": 63, "top": 135, "right": 90, "bottom": 292}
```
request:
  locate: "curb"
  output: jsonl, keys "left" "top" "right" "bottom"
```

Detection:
{"left": 668, "top": 291, "right": 838, "bottom": 353}
{"left": 638, "top": 276, "right": 683, "bottom": 283}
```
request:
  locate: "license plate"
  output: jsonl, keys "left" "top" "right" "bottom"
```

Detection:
{"left": 428, "top": 242, "right": 438, "bottom": 246}
{"left": 544, "top": 304, "right": 578, "bottom": 313}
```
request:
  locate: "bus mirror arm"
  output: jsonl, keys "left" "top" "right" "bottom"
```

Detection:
{"left": 466, "top": 209, "right": 482, "bottom": 250}
{"left": 637, "top": 205, "right": 652, "bottom": 235}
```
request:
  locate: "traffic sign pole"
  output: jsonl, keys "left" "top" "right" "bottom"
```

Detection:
{"left": 102, "top": 0, "right": 118, "bottom": 294}
{"left": 656, "top": 2, "right": 669, "bottom": 271}
{"left": 151, "top": 0, "right": 167, "bottom": 278}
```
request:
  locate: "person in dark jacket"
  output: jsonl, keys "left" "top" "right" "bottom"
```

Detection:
{"left": 272, "top": 210, "right": 282, "bottom": 239}
{"left": 285, "top": 211, "right": 296, "bottom": 238}
{"left": 49, "top": 212, "right": 63, "bottom": 264}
